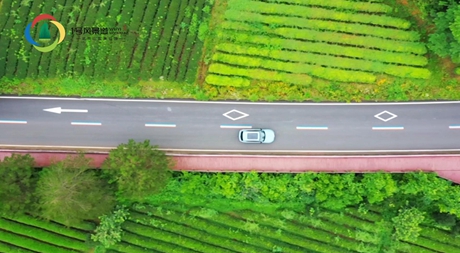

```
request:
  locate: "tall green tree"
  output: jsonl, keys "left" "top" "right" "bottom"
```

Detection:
{"left": 428, "top": 1, "right": 460, "bottom": 63}
{"left": 35, "top": 154, "right": 115, "bottom": 226}
{"left": 102, "top": 139, "right": 173, "bottom": 203}
{"left": 392, "top": 207, "right": 425, "bottom": 242}
{"left": 0, "top": 154, "right": 36, "bottom": 217}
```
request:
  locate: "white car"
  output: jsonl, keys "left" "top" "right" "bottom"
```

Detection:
{"left": 239, "top": 129, "right": 275, "bottom": 144}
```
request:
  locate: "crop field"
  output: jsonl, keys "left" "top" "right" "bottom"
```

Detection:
{"left": 0, "top": 214, "right": 94, "bottom": 253}
{"left": 103, "top": 203, "right": 460, "bottom": 253}
{"left": 205, "top": 0, "right": 432, "bottom": 87}
{"left": 0, "top": 0, "right": 210, "bottom": 84}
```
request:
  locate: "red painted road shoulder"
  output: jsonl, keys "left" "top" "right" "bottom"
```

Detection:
{"left": 1, "top": 151, "right": 459, "bottom": 184}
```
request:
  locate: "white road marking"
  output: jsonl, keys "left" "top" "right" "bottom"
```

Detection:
{"left": 0, "top": 120, "right": 27, "bottom": 124}
{"left": 449, "top": 125, "right": 460, "bottom": 129}
{"left": 223, "top": 109, "right": 249, "bottom": 121}
{"left": 44, "top": 107, "right": 88, "bottom": 114}
{"left": 145, "top": 123, "right": 176, "bottom": 128}
{"left": 372, "top": 126, "right": 404, "bottom": 130}
{"left": 220, "top": 124, "right": 252, "bottom": 129}
{"left": 296, "top": 126, "right": 328, "bottom": 130}
{"left": 374, "top": 110, "right": 397, "bottom": 122}
{"left": 71, "top": 122, "right": 101, "bottom": 126}
{"left": 3, "top": 96, "right": 460, "bottom": 105}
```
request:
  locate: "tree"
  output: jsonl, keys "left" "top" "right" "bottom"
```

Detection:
{"left": 392, "top": 207, "right": 425, "bottom": 242}
{"left": 35, "top": 154, "right": 115, "bottom": 226}
{"left": 0, "top": 154, "right": 36, "bottom": 217}
{"left": 91, "top": 205, "right": 130, "bottom": 249}
{"left": 102, "top": 139, "right": 173, "bottom": 203}
{"left": 362, "top": 172, "right": 398, "bottom": 204}
{"left": 428, "top": 1, "right": 460, "bottom": 63}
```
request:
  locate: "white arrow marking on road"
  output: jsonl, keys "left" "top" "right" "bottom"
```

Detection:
{"left": 43, "top": 107, "right": 88, "bottom": 114}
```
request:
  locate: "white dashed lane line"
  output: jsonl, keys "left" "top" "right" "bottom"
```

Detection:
{"left": 71, "top": 121, "right": 102, "bottom": 126}
{"left": 372, "top": 126, "right": 404, "bottom": 130}
{"left": 145, "top": 123, "right": 176, "bottom": 128}
{"left": 220, "top": 124, "right": 252, "bottom": 129}
{"left": 296, "top": 126, "right": 328, "bottom": 130}
{"left": 0, "top": 120, "right": 27, "bottom": 124}
{"left": 449, "top": 125, "right": 460, "bottom": 129}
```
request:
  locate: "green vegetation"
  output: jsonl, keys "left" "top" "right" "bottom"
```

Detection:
{"left": 102, "top": 139, "right": 173, "bottom": 203}
{"left": 35, "top": 154, "right": 115, "bottom": 226}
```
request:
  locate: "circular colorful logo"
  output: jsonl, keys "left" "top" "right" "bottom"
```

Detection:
{"left": 24, "top": 14, "right": 65, "bottom": 53}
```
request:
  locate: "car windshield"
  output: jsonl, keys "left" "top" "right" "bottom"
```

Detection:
{"left": 262, "top": 131, "right": 266, "bottom": 141}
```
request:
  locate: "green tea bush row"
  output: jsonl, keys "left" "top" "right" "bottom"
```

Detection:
{"left": 216, "top": 43, "right": 431, "bottom": 79}
{"left": 123, "top": 221, "right": 205, "bottom": 253}
{"left": 163, "top": 0, "right": 189, "bottom": 80}
{"left": 109, "top": 241, "right": 153, "bottom": 253}
{"left": 151, "top": 0, "right": 181, "bottom": 78}
{"left": 9, "top": 215, "right": 88, "bottom": 241}
{"left": 71, "top": 0, "right": 94, "bottom": 77}
{"left": 191, "top": 207, "right": 349, "bottom": 253}
{"left": 218, "top": 32, "right": 427, "bottom": 66}
{"left": 419, "top": 226, "right": 460, "bottom": 248}
{"left": 0, "top": 240, "right": 35, "bottom": 253}
{"left": 0, "top": 229, "right": 76, "bottom": 253}
{"left": 134, "top": 206, "right": 275, "bottom": 253}
{"left": 47, "top": 0, "right": 69, "bottom": 79}
{"left": 409, "top": 236, "right": 460, "bottom": 253}
{"left": 130, "top": 212, "right": 236, "bottom": 253}
{"left": 205, "top": 74, "right": 251, "bottom": 87}
{"left": 208, "top": 62, "right": 313, "bottom": 85}
{"left": 140, "top": 0, "right": 170, "bottom": 79}
{"left": 0, "top": 218, "right": 87, "bottom": 251}
{"left": 227, "top": 0, "right": 411, "bottom": 29}
{"left": 184, "top": 0, "right": 208, "bottom": 83}
{"left": 224, "top": 9, "right": 420, "bottom": 41}
{"left": 36, "top": 0, "right": 55, "bottom": 78}
{"left": 168, "top": 0, "right": 195, "bottom": 81}
{"left": 212, "top": 52, "right": 376, "bottom": 83}
{"left": 260, "top": 0, "right": 393, "bottom": 13}
{"left": 236, "top": 210, "right": 373, "bottom": 253}
{"left": 220, "top": 21, "right": 427, "bottom": 55}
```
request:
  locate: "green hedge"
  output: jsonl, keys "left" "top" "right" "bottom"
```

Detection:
{"left": 130, "top": 212, "right": 237, "bottom": 253}
{"left": 205, "top": 74, "right": 251, "bottom": 87}
{"left": 219, "top": 32, "right": 427, "bottom": 66}
{"left": 259, "top": 0, "right": 393, "bottom": 13}
{"left": 122, "top": 221, "right": 202, "bottom": 253}
{"left": 184, "top": 0, "right": 207, "bottom": 83}
{"left": 215, "top": 43, "right": 431, "bottom": 79}
{"left": 212, "top": 52, "right": 377, "bottom": 83}
{"left": 46, "top": 0, "right": 67, "bottom": 79}
{"left": 0, "top": 218, "right": 87, "bottom": 252}
{"left": 133, "top": 208, "right": 270, "bottom": 253}
{"left": 220, "top": 21, "right": 427, "bottom": 55}
{"left": 0, "top": 229, "right": 77, "bottom": 253}
{"left": 227, "top": 0, "right": 411, "bottom": 29}
{"left": 224, "top": 9, "right": 419, "bottom": 41}
{"left": 208, "top": 63, "right": 312, "bottom": 85}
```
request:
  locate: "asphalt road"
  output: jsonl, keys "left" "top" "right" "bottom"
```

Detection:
{"left": 1, "top": 96, "right": 460, "bottom": 152}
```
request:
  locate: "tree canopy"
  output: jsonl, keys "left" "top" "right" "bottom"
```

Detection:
{"left": 102, "top": 139, "right": 173, "bottom": 203}
{"left": 0, "top": 154, "right": 36, "bottom": 217}
{"left": 35, "top": 154, "right": 115, "bottom": 226}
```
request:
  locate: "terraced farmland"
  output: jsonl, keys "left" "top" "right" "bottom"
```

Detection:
{"left": 0, "top": 0, "right": 210, "bottom": 84}
{"left": 105, "top": 203, "right": 460, "bottom": 252}
{"left": 205, "top": 0, "right": 431, "bottom": 87}
{"left": 0, "top": 214, "right": 94, "bottom": 253}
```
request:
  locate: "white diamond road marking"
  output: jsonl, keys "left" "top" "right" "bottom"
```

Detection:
{"left": 374, "top": 110, "right": 397, "bottom": 122}
{"left": 223, "top": 109, "right": 249, "bottom": 121}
